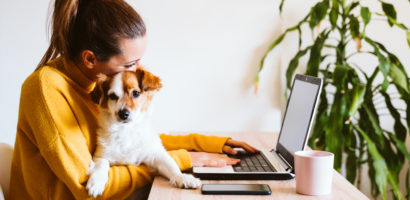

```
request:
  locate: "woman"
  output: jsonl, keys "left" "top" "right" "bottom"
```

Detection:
{"left": 10, "top": 0, "right": 258, "bottom": 199}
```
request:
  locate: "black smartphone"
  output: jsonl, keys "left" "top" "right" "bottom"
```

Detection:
{"left": 201, "top": 184, "right": 272, "bottom": 195}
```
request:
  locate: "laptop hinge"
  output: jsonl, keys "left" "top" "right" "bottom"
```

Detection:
{"left": 270, "top": 149, "right": 292, "bottom": 171}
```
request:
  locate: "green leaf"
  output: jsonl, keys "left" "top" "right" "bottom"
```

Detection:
{"left": 389, "top": 62, "right": 410, "bottom": 93}
{"left": 366, "top": 37, "right": 410, "bottom": 93}
{"left": 333, "top": 64, "right": 349, "bottom": 89}
{"left": 256, "top": 22, "right": 305, "bottom": 83}
{"left": 384, "top": 15, "right": 408, "bottom": 30}
{"left": 374, "top": 49, "right": 390, "bottom": 92}
{"left": 368, "top": 159, "right": 380, "bottom": 197}
{"left": 407, "top": 31, "right": 410, "bottom": 49}
{"left": 279, "top": 0, "right": 285, "bottom": 13}
{"left": 349, "top": 15, "right": 360, "bottom": 38}
{"left": 386, "top": 131, "right": 410, "bottom": 161}
{"left": 286, "top": 47, "right": 311, "bottom": 89}
{"left": 354, "top": 125, "right": 388, "bottom": 200}
{"left": 306, "top": 31, "right": 329, "bottom": 76}
{"left": 346, "top": 155, "right": 357, "bottom": 183}
{"left": 381, "top": 92, "right": 407, "bottom": 141}
{"left": 309, "top": 1, "right": 329, "bottom": 30}
{"left": 330, "top": 0, "right": 339, "bottom": 28}
{"left": 382, "top": 2, "right": 397, "bottom": 27}
{"left": 360, "top": 7, "right": 371, "bottom": 25}
{"left": 325, "top": 89, "right": 348, "bottom": 170}
{"left": 258, "top": 33, "right": 286, "bottom": 73}
{"left": 309, "top": 83, "right": 329, "bottom": 149}
{"left": 348, "top": 83, "right": 365, "bottom": 118}
{"left": 363, "top": 104, "right": 383, "bottom": 137}
{"left": 309, "top": 111, "right": 328, "bottom": 149}
{"left": 387, "top": 170, "right": 406, "bottom": 200}
{"left": 346, "top": 2, "right": 359, "bottom": 14}
{"left": 346, "top": 141, "right": 357, "bottom": 183}
{"left": 386, "top": 54, "right": 410, "bottom": 96}
{"left": 297, "top": 27, "right": 302, "bottom": 50}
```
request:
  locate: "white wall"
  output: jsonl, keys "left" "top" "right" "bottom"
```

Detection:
{"left": 0, "top": 0, "right": 409, "bottom": 199}
{"left": 0, "top": 0, "right": 285, "bottom": 146}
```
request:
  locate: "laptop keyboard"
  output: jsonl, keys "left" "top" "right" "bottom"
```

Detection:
{"left": 230, "top": 152, "right": 276, "bottom": 172}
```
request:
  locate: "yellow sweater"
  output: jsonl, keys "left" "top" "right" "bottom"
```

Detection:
{"left": 10, "top": 57, "right": 229, "bottom": 200}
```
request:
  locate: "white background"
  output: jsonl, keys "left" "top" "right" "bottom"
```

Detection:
{"left": 0, "top": 0, "right": 409, "bottom": 198}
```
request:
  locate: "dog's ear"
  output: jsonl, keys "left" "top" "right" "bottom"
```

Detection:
{"left": 136, "top": 68, "right": 162, "bottom": 92}
{"left": 90, "top": 74, "right": 108, "bottom": 104}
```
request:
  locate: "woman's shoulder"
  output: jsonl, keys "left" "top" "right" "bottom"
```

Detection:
{"left": 22, "top": 59, "right": 68, "bottom": 93}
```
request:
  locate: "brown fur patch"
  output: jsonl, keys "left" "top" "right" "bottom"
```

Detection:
{"left": 90, "top": 75, "right": 112, "bottom": 108}
{"left": 121, "top": 71, "right": 139, "bottom": 110}
{"left": 99, "top": 79, "right": 112, "bottom": 109}
{"left": 135, "top": 67, "right": 162, "bottom": 92}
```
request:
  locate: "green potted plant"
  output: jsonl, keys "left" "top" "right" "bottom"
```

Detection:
{"left": 254, "top": 0, "right": 410, "bottom": 199}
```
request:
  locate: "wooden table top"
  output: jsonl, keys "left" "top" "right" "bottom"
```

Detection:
{"left": 148, "top": 132, "right": 369, "bottom": 200}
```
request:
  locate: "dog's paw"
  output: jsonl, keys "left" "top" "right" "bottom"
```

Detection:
{"left": 86, "top": 169, "right": 108, "bottom": 198}
{"left": 170, "top": 174, "right": 201, "bottom": 189}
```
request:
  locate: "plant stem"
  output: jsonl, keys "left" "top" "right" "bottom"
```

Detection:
{"left": 346, "top": 51, "right": 373, "bottom": 60}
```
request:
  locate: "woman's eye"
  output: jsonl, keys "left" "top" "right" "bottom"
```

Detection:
{"left": 132, "top": 91, "right": 140, "bottom": 98}
{"left": 124, "top": 64, "right": 135, "bottom": 68}
{"left": 108, "top": 93, "right": 119, "bottom": 100}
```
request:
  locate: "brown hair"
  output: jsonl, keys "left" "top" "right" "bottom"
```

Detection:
{"left": 36, "top": 0, "right": 146, "bottom": 70}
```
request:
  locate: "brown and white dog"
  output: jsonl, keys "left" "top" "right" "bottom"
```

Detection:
{"left": 86, "top": 68, "right": 201, "bottom": 198}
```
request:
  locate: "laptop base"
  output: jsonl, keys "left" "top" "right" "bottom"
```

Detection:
{"left": 193, "top": 172, "right": 294, "bottom": 180}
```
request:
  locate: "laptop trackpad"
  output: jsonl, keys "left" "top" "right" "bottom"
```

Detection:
{"left": 193, "top": 166, "right": 234, "bottom": 173}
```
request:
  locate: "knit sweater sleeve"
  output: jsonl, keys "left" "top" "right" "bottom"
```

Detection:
{"left": 160, "top": 133, "right": 230, "bottom": 153}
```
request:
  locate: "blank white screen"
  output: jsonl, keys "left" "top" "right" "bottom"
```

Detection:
{"left": 278, "top": 80, "right": 319, "bottom": 154}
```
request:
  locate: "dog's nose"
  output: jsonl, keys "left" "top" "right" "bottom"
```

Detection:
{"left": 118, "top": 109, "right": 130, "bottom": 121}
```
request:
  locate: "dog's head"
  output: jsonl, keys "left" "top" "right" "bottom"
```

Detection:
{"left": 90, "top": 67, "right": 162, "bottom": 123}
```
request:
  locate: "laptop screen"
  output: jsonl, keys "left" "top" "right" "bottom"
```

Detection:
{"left": 276, "top": 74, "right": 322, "bottom": 167}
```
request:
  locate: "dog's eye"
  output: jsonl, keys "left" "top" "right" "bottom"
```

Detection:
{"left": 132, "top": 90, "right": 140, "bottom": 98}
{"left": 108, "top": 93, "right": 119, "bottom": 100}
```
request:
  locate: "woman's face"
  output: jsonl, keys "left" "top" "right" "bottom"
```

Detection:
{"left": 91, "top": 35, "right": 148, "bottom": 77}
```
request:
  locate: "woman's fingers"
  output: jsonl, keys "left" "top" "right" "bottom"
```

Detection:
{"left": 224, "top": 139, "right": 261, "bottom": 154}
{"left": 222, "top": 145, "right": 237, "bottom": 155}
{"left": 207, "top": 157, "right": 240, "bottom": 167}
{"left": 188, "top": 152, "right": 240, "bottom": 167}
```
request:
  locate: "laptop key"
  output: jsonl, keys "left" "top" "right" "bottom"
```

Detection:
{"left": 256, "top": 166, "right": 264, "bottom": 172}
{"left": 234, "top": 166, "right": 243, "bottom": 172}
{"left": 249, "top": 167, "right": 257, "bottom": 171}
{"left": 263, "top": 166, "right": 274, "bottom": 172}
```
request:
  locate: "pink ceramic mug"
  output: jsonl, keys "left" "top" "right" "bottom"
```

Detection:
{"left": 294, "top": 150, "right": 334, "bottom": 195}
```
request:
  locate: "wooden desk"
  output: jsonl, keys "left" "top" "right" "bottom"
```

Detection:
{"left": 148, "top": 132, "right": 369, "bottom": 200}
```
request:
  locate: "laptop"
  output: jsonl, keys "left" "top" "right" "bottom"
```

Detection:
{"left": 193, "top": 74, "right": 323, "bottom": 180}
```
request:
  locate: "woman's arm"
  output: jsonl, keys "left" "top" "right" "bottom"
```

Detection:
{"left": 160, "top": 134, "right": 260, "bottom": 168}
{"left": 159, "top": 133, "right": 230, "bottom": 153}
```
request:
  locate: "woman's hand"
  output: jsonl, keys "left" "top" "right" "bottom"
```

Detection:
{"left": 188, "top": 152, "right": 240, "bottom": 167}
{"left": 188, "top": 139, "right": 260, "bottom": 167}
{"left": 222, "top": 139, "right": 260, "bottom": 155}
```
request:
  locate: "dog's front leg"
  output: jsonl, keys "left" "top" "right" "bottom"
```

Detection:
{"left": 86, "top": 157, "right": 110, "bottom": 197}
{"left": 149, "top": 151, "right": 201, "bottom": 188}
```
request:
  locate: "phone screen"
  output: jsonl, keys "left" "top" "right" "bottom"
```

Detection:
{"left": 201, "top": 184, "right": 271, "bottom": 195}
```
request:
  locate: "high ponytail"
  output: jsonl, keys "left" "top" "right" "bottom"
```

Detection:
{"left": 37, "top": 0, "right": 78, "bottom": 70}
{"left": 36, "top": 0, "right": 146, "bottom": 70}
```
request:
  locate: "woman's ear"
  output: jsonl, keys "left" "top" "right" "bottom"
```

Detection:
{"left": 136, "top": 68, "right": 162, "bottom": 92}
{"left": 81, "top": 50, "right": 97, "bottom": 70}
